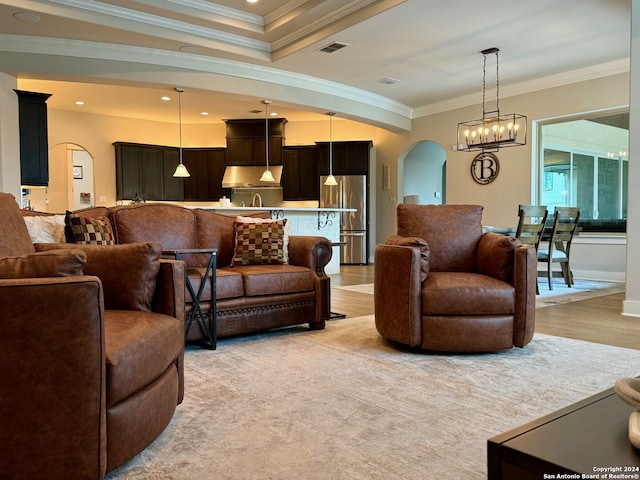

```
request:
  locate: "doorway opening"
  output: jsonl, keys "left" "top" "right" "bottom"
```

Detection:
{"left": 47, "top": 143, "right": 95, "bottom": 212}
{"left": 401, "top": 140, "right": 446, "bottom": 205}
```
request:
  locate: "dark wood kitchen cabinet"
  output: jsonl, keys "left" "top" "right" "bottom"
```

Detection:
{"left": 318, "top": 140, "right": 372, "bottom": 176}
{"left": 282, "top": 146, "right": 320, "bottom": 200}
{"left": 224, "top": 118, "right": 286, "bottom": 166}
{"left": 15, "top": 90, "right": 52, "bottom": 186}
{"left": 182, "top": 148, "right": 229, "bottom": 201}
{"left": 114, "top": 142, "right": 183, "bottom": 201}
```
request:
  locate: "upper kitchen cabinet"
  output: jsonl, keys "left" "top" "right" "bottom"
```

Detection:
{"left": 282, "top": 146, "right": 320, "bottom": 201}
{"left": 182, "top": 148, "right": 229, "bottom": 201}
{"left": 14, "top": 90, "right": 52, "bottom": 186}
{"left": 318, "top": 141, "right": 372, "bottom": 176}
{"left": 113, "top": 142, "right": 183, "bottom": 201}
{"left": 224, "top": 118, "right": 286, "bottom": 166}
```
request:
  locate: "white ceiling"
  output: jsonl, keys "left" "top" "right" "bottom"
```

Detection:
{"left": 0, "top": 0, "right": 632, "bottom": 131}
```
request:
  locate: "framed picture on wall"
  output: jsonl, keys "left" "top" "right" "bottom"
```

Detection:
{"left": 73, "top": 165, "right": 83, "bottom": 179}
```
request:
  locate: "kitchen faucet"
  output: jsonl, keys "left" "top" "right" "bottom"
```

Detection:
{"left": 251, "top": 193, "right": 262, "bottom": 208}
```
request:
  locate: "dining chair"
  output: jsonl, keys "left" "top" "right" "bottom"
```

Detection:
{"left": 537, "top": 207, "right": 580, "bottom": 290}
{"left": 515, "top": 205, "right": 548, "bottom": 294}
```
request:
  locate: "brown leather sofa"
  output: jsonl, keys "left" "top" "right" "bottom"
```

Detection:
{"left": 23, "top": 203, "right": 333, "bottom": 345}
{"left": 1, "top": 193, "right": 185, "bottom": 478}
{"left": 374, "top": 204, "right": 537, "bottom": 352}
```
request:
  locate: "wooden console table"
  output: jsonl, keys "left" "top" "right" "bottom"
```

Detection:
{"left": 488, "top": 387, "right": 640, "bottom": 479}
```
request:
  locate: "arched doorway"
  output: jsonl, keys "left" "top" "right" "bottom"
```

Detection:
{"left": 47, "top": 143, "right": 95, "bottom": 212}
{"left": 401, "top": 140, "right": 446, "bottom": 204}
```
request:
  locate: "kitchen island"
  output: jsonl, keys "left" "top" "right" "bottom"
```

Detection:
{"left": 202, "top": 206, "right": 356, "bottom": 275}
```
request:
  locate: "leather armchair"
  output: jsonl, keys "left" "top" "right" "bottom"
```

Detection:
{"left": 374, "top": 204, "right": 537, "bottom": 352}
{"left": 0, "top": 193, "right": 185, "bottom": 479}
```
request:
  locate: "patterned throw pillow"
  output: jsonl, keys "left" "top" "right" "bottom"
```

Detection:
{"left": 232, "top": 219, "right": 287, "bottom": 266}
{"left": 235, "top": 215, "right": 290, "bottom": 263}
{"left": 65, "top": 211, "right": 115, "bottom": 245}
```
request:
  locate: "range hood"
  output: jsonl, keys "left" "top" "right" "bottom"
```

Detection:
{"left": 221, "top": 165, "right": 283, "bottom": 188}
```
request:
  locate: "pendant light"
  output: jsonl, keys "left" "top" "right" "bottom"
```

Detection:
{"left": 260, "top": 99, "right": 276, "bottom": 182}
{"left": 172, "top": 87, "right": 190, "bottom": 177}
{"left": 324, "top": 112, "right": 338, "bottom": 186}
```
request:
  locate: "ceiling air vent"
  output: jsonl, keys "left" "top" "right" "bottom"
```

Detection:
{"left": 318, "top": 41, "right": 350, "bottom": 53}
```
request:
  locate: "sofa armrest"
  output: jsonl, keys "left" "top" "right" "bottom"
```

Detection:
{"left": 287, "top": 235, "right": 332, "bottom": 274}
{"left": 374, "top": 244, "right": 423, "bottom": 347}
{"left": 0, "top": 276, "right": 108, "bottom": 479}
{"left": 512, "top": 244, "right": 537, "bottom": 347}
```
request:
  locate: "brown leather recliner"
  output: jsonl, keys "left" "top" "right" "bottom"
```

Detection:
{"left": 374, "top": 204, "right": 537, "bottom": 352}
{"left": 0, "top": 193, "right": 185, "bottom": 479}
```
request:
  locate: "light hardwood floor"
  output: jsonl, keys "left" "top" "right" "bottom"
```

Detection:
{"left": 330, "top": 265, "right": 640, "bottom": 350}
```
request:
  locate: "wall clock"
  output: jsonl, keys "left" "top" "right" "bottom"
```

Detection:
{"left": 72, "top": 165, "right": 83, "bottom": 179}
{"left": 470, "top": 152, "right": 499, "bottom": 185}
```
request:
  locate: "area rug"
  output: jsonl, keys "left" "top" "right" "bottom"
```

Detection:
{"left": 105, "top": 316, "right": 640, "bottom": 480}
{"left": 335, "top": 279, "right": 625, "bottom": 308}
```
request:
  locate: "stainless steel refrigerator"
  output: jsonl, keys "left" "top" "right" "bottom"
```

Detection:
{"left": 320, "top": 175, "right": 368, "bottom": 265}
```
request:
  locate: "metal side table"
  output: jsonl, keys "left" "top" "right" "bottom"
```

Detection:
{"left": 163, "top": 248, "right": 217, "bottom": 350}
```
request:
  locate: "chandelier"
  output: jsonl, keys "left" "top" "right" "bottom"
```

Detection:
{"left": 457, "top": 48, "right": 526, "bottom": 152}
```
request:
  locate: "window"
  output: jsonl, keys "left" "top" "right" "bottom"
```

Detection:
{"left": 540, "top": 112, "right": 628, "bottom": 231}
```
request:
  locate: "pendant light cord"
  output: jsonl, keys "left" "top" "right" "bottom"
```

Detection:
{"left": 265, "top": 102, "right": 269, "bottom": 169}
{"left": 329, "top": 113, "right": 333, "bottom": 175}
{"left": 178, "top": 89, "right": 183, "bottom": 164}
{"left": 481, "top": 48, "right": 500, "bottom": 118}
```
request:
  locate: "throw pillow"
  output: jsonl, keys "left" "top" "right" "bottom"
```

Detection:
{"left": 0, "top": 250, "right": 86, "bottom": 278}
{"left": 385, "top": 235, "right": 430, "bottom": 282}
{"left": 65, "top": 211, "right": 115, "bottom": 245}
{"left": 23, "top": 214, "right": 66, "bottom": 243}
{"left": 236, "top": 215, "right": 291, "bottom": 263}
{"left": 36, "top": 242, "right": 162, "bottom": 311}
{"left": 232, "top": 219, "right": 287, "bottom": 266}
{"left": 476, "top": 232, "right": 522, "bottom": 282}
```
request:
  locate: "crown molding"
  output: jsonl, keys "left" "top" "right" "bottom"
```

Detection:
{"left": 414, "top": 58, "right": 630, "bottom": 119}
{"left": 0, "top": 34, "right": 412, "bottom": 131}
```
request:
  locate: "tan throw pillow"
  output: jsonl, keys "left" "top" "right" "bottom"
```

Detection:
{"left": 235, "top": 215, "right": 290, "bottom": 264}
{"left": 65, "top": 211, "right": 115, "bottom": 245}
{"left": 232, "top": 219, "right": 287, "bottom": 266}
{"left": 23, "top": 215, "right": 66, "bottom": 243}
{"left": 385, "top": 235, "right": 430, "bottom": 282}
{"left": 0, "top": 250, "right": 86, "bottom": 278}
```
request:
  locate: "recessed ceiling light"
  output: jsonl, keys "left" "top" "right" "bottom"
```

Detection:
{"left": 161, "top": 96, "right": 171, "bottom": 101}
{"left": 270, "top": 112, "right": 277, "bottom": 116}
{"left": 200, "top": 112, "right": 209, "bottom": 116}
{"left": 14, "top": 12, "right": 41, "bottom": 23}
{"left": 75, "top": 101, "right": 84, "bottom": 106}
{"left": 378, "top": 77, "right": 400, "bottom": 85}
{"left": 247, "top": 0, "right": 258, "bottom": 3}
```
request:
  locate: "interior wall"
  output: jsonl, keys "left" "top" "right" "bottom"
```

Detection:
{"left": 623, "top": 0, "right": 640, "bottom": 316}
{"left": 374, "top": 73, "right": 630, "bottom": 245}
{"left": 0, "top": 73, "right": 20, "bottom": 201}
{"left": 38, "top": 109, "right": 378, "bottom": 209}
